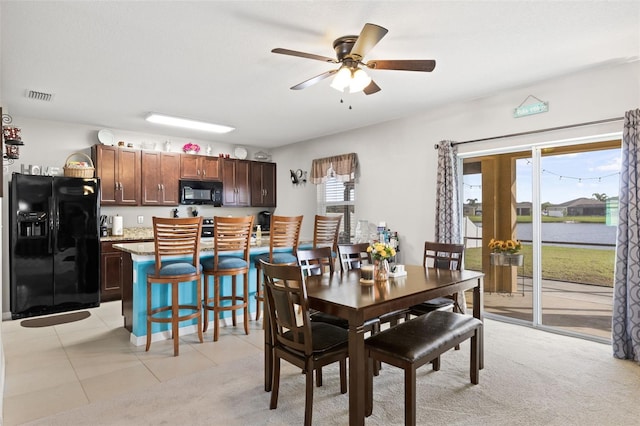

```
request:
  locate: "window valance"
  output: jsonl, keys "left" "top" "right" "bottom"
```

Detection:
{"left": 310, "top": 153, "right": 358, "bottom": 184}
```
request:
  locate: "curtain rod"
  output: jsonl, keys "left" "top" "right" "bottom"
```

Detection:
{"left": 433, "top": 116, "right": 625, "bottom": 149}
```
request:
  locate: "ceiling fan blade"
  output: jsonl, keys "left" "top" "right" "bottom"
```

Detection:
{"left": 271, "top": 48, "right": 337, "bottom": 63}
{"left": 350, "top": 23, "right": 388, "bottom": 60}
{"left": 363, "top": 80, "right": 381, "bottom": 95}
{"left": 290, "top": 69, "right": 338, "bottom": 90}
{"left": 366, "top": 59, "right": 436, "bottom": 72}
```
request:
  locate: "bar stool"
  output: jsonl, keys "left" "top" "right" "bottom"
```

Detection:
{"left": 254, "top": 215, "right": 303, "bottom": 321}
{"left": 201, "top": 215, "right": 254, "bottom": 341}
{"left": 146, "top": 216, "right": 203, "bottom": 356}
{"left": 312, "top": 214, "right": 342, "bottom": 265}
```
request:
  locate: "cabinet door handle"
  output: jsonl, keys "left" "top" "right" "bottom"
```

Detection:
{"left": 203, "top": 170, "right": 206, "bottom": 177}
{"left": 157, "top": 184, "right": 161, "bottom": 191}
{"left": 197, "top": 169, "right": 200, "bottom": 175}
{"left": 161, "top": 184, "right": 164, "bottom": 191}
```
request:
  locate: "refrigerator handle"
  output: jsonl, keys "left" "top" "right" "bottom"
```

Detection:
{"left": 49, "top": 200, "right": 55, "bottom": 254}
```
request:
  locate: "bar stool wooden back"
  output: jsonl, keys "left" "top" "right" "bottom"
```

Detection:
{"left": 313, "top": 214, "right": 341, "bottom": 251}
{"left": 201, "top": 215, "right": 254, "bottom": 341}
{"left": 146, "top": 216, "right": 203, "bottom": 356}
{"left": 254, "top": 215, "right": 303, "bottom": 321}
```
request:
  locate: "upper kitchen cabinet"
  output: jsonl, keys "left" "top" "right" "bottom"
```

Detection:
{"left": 222, "top": 159, "right": 251, "bottom": 206}
{"left": 93, "top": 144, "right": 140, "bottom": 205}
{"left": 141, "top": 151, "right": 180, "bottom": 206}
{"left": 180, "top": 154, "right": 221, "bottom": 181}
{"left": 251, "top": 161, "right": 276, "bottom": 207}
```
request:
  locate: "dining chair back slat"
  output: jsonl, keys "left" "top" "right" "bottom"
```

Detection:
{"left": 337, "top": 243, "right": 372, "bottom": 272}
{"left": 297, "top": 247, "right": 335, "bottom": 276}
{"left": 423, "top": 241, "right": 464, "bottom": 271}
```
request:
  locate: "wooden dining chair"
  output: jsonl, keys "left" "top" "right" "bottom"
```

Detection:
{"left": 146, "top": 216, "right": 203, "bottom": 356}
{"left": 407, "top": 241, "right": 465, "bottom": 317}
{"left": 297, "top": 246, "right": 335, "bottom": 277}
{"left": 254, "top": 215, "right": 303, "bottom": 321}
{"left": 201, "top": 215, "right": 254, "bottom": 341}
{"left": 260, "top": 261, "right": 348, "bottom": 426}
{"left": 337, "top": 242, "right": 372, "bottom": 272}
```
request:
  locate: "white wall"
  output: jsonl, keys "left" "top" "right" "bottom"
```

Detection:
{"left": 272, "top": 61, "right": 639, "bottom": 267}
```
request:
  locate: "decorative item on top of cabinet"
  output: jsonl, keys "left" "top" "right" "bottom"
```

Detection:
{"left": 222, "top": 158, "right": 251, "bottom": 206}
{"left": 180, "top": 153, "right": 221, "bottom": 181}
{"left": 251, "top": 161, "right": 277, "bottom": 207}
{"left": 141, "top": 151, "right": 180, "bottom": 205}
{"left": 92, "top": 144, "right": 140, "bottom": 205}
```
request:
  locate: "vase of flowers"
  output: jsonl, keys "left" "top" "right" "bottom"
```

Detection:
{"left": 368, "top": 242, "right": 396, "bottom": 281}
{"left": 182, "top": 142, "right": 201, "bottom": 154}
{"left": 488, "top": 238, "right": 523, "bottom": 266}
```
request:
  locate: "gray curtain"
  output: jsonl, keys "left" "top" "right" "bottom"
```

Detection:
{"left": 435, "top": 140, "right": 462, "bottom": 243}
{"left": 435, "top": 140, "right": 465, "bottom": 312}
{"left": 613, "top": 108, "right": 640, "bottom": 360}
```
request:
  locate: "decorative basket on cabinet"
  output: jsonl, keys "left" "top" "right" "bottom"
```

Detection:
{"left": 63, "top": 152, "right": 95, "bottom": 178}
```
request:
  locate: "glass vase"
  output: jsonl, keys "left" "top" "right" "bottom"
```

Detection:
{"left": 374, "top": 258, "right": 390, "bottom": 282}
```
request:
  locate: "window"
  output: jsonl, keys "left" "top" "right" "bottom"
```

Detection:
{"left": 317, "top": 176, "right": 355, "bottom": 243}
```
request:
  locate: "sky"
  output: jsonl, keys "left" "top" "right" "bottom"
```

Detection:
{"left": 462, "top": 148, "right": 621, "bottom": 205}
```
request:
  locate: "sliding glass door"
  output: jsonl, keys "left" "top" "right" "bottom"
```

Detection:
{"left": 462, "top": 140, "right": 619, "bottom": 341}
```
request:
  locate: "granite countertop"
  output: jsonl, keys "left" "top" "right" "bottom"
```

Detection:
{"left": 101, "top": 227, "right": 154, "bottom": 242}
{"left": 113, "top": 239, "right": 273, "bottom": 256}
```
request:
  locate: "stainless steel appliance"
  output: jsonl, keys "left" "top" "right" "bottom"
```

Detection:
{"left": 201, "top": 218, "right": 214, "bottom": 238}
{"left": 9, "top": 173, "right": 101, "bottom": 319}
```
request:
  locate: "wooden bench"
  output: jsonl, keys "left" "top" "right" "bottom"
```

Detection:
{"left": 365, "top": 310, "right": 483, "bottom": 425}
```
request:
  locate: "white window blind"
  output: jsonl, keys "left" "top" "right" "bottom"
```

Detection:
{"left": 317, "top": 176, "right": 355, "bottom": 242}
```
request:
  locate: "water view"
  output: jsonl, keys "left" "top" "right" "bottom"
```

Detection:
{"left": 516, "top": 222, "right": 617, "bottom": 246}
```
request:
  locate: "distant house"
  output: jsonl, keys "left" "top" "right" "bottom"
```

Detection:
{"left": 463, "top": 202, "right": 482, "bottom": 216}
{"left": 549, "top": 197, "right": 606, "bottom": 216}
{"left": 516, "top": 201, "right": 532, "bottom": 216}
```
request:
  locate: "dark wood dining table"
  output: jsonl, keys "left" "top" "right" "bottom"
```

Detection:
{"left": 263, "top": 264, "right": 484, "bottom": 426}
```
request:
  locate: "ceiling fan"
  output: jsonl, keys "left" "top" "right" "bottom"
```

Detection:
{"left": 271, "top": 23, "right": 436, "bottom": 95}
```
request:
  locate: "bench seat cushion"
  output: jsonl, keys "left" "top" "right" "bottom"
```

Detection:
{"left": 365, "top": 310, "right": 482, "bottom": 363}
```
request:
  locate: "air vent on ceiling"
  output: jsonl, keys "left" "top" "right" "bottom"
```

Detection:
{"left": 25, "top": 90, "right": 54, "bottom": 102}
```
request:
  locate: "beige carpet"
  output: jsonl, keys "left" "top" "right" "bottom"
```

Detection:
{"left": 24, "top": 320, "right": 640, "bottom": 425}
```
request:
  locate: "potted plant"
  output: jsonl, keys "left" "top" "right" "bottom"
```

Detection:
{"left": 488, "top": 238, "right": 523, "bottom": 266}
{"left": 367, "top": 242, "right": 396, "bottom": 281}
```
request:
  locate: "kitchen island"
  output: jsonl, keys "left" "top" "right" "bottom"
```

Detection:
{"left": 113, "top": 239, "right": 292, "bottom": 346}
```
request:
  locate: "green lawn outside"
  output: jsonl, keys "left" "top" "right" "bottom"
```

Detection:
{"left": 464, "top": 245, "right": 616, "bottom": 287}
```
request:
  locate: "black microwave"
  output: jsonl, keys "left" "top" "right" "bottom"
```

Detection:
{"left": 179, "top": 180, "right": 223, "bottom": 206}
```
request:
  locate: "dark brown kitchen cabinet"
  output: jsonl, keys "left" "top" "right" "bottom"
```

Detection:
{"left": 141, "top": 151, "right": 180, "bottom": 205}
{"left": 251, "top": 161, "right": 276, "bottom": 207}
{"left": 93, "top": 144, "right": 140, "bottom": 205}
{"left": 100, "top": 240, "right": 139, "bottom": 302}
{"left": 222, "top": 159, "right": 251, "bottom": 206}
{"left": 180, "top": 154, "right": 221, "bottom": 181}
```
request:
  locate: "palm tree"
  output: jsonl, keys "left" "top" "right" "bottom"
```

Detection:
{"left": 592, "top": 193, "right": 608, "bottom": 201}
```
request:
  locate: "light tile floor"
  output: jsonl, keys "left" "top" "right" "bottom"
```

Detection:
{"left": 2, "top": 302, "right": 265, "bottom": 425}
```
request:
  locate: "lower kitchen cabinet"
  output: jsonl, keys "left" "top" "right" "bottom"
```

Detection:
{"left": 100, "top": 240, "right": 149, "bottom": 303}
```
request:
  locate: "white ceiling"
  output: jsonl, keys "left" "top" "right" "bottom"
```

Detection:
{"left": 1, "top": 1, "right": 639, "bottom": 150}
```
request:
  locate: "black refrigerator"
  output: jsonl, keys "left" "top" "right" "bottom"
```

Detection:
{"left": 9, "top": 173, "right": 101, "bottom": 319}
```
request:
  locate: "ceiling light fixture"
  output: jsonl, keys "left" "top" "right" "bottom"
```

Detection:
{"left": 145, "top": 113, "right": 235, "bottom": 134}
{"left": 330, "top": 66, "right": 372, "bottom": 93}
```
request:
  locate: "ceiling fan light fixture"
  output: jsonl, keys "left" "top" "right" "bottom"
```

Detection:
{"left": 145, "top": 113, "right": 235, "bottom": 134}
{"left": 330, "top": 66, "right": 352, "bottom": 92}
{"left": 349, "top": 68, "right": 372, "bottom": 93}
